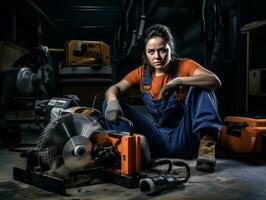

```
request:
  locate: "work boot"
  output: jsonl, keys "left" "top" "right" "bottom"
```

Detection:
{"left": 196, "top": 134, "right": 216, "bottom": 172}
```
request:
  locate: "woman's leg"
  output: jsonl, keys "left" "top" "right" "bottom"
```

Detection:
{"left": 170, "top": 87, "right": 221, "bottom": 158}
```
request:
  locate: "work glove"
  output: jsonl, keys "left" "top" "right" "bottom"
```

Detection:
{"left": 159, "top": 78, "right": 181, "bottom": 98}
{"left": 104, "top": 100, "right": 123, "bottom": 122}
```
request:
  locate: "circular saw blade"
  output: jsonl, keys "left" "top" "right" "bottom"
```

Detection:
{"left": 37, "top": 113, "right": 103, "bottom": 174}
{"left": 63, "top": 135, "right": 92, "bottom": 170}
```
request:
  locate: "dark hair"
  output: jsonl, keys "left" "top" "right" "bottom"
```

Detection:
{"left": 142, "top": 24, "right": 177, "bottom": 73}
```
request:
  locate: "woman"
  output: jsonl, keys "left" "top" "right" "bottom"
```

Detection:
{"left": 103, "top": 24, "right": 222, "bottom": 172}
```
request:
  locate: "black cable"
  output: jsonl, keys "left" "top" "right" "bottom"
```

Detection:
{"left": 114, "top": 0, "right": 128, "bottom": 58}
{"left": 141, "top": 0, "right": 145, "bottom": 15}
{"left": 210, "top": 0, "right": 224, "bottom": 66}
{"left": 172, "top": 160, "right": 190, "bottom": 184}
{"left": 123, "top": 0, "right": 134, "bottom": 56}
{"left": 152, "top": 159, "right": 173, "bottom": 174}
{"left": 202, "top": 0, "right": 207, "bottom": 66}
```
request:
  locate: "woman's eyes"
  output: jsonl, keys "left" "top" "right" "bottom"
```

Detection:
{"left": 147, "top": 48, "right": 168, "bottom": 55}
{"left": 160, "top": 48, "right": 168, "bottom": 53}
{"left": 147, "top": 50, "right": 154, "bottom": 54}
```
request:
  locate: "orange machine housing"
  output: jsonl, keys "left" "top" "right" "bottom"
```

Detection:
{"left": 65, "top": 40, "right": 110, "bottom": 66}
{"left": 105, "top": 132, "right": 141, "bottom": 176}
{"left": 221, "top": 116, "right": 266, "bottom": 154}
{"left": 89, "top": 130, "right": 142, "bottom": 176}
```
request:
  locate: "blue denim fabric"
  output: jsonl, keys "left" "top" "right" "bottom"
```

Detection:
{"left": 102, "top": 70, "right": 221, "bottom": 158}
{"left": 142, "top": 92, "right": 184, "bottom": 128}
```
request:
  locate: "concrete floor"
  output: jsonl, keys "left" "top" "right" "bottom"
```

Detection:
{"left": 1, "top": 131, "right": 266, "bottom": 200}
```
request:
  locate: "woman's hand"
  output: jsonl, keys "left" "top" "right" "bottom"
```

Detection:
{"left": 159, "top": 78, "right": 181, "bottom": 98}
{"left": 104, "top": 100, "right": 123, "bottom": 122}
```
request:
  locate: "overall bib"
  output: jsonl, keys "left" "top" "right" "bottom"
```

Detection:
{"left": 103, "top": 68, "right": 221, "bottom": 158}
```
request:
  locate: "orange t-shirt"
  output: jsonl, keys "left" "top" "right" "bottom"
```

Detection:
{"left": 123, "top": 58, "right": 201, "bottom": 103}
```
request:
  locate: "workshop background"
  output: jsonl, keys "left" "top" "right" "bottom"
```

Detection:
{"left": 0, "top": 0, "right": 266, "bottom": 199}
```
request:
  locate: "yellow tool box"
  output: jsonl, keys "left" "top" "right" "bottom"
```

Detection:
{"left": 221, "top": 116, "right": 266, "bottom": 155}
{"left": 65, "top": 40, "right": 110, "bottom": 66}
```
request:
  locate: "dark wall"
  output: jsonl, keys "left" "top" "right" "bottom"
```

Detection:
{"left": 240, "top": 0, "right": 266, "bottom": 26}
{"left": 175, "top": 0, "right": 240, "bottom": 118}
{"left": 239, "top": 0, "right": 266, "bottom": 115}
{"left": 0, "top": 0, "right": 44, "bottom": 47}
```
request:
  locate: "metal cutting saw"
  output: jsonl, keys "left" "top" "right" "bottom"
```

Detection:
{"left": 13, "top": 96, "right": 150, "bottom": 195}
{"left": 13, "top": 96, "right": 190, "bottom": 196}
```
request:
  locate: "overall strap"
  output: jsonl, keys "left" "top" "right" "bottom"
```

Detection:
{"left": 171, "top": 73, "right": 177, "bottom": 80}
{"left": 141, "top": 64, "right": 177, "bottom": 93}
{"left": 142, "top": 67, "right": 152, "bottom": 93}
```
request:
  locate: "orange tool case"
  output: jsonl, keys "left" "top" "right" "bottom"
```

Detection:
{"left": 220, "top": 116, "right": 266, "bottom": 155}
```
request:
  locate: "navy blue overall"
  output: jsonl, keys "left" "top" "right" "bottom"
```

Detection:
{"left": 103, "top": 68, "right": 221, "bottom": 158}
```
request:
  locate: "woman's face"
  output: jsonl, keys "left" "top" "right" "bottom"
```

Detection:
{"left": 145, "top": 36, "right": 171, "bottom": 71}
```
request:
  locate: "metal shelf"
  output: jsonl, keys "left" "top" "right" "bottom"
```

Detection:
{"left": 241, "top": 20, "right": 266, "bottom": 115}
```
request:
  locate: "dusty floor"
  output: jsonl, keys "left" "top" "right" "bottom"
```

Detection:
{"left": 1, "top": 131, "right": 266, "bottom": 200}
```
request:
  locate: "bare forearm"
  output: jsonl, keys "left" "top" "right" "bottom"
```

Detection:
{"left": 105, "top": 85, "right": 120, "bottom": 102}
{"left": 172, "top": 74, "right": 221, "bottom": 90}
{"left": 105, "top": 80, "right": 132, "bottom": 102}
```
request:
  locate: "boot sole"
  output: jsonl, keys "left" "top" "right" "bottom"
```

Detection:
{"left": 196, "top": 157, "right": 216, "bottom": 172}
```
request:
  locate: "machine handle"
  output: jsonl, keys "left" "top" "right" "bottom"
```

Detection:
{"left": 223, "top": 121, "right": 249, "bottom": 128}
{"left": 118, "top": 115, "right": 134, "bottom": 136}
{"left": 223, "top": 121, "right": 248, "bottom": 137}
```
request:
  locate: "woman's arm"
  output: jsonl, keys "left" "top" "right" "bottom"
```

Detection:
{"left": 160, "top": 66, "right": 221, "bottom": 98}
{"left": 104, "top": 79, "right": 133, "bottom": 122}
{"left": 105, "top": 79, "right": 133, "bottom": 102}
{"left": 169, "top": 67, "right": 221, "bottom": 90}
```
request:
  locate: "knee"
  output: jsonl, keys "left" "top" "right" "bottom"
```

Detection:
{"left": 186, "top": 87, "right": 217, "bottom": 108}
{"left": 187, "top": 87, "right": 212, "bottom": 98}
